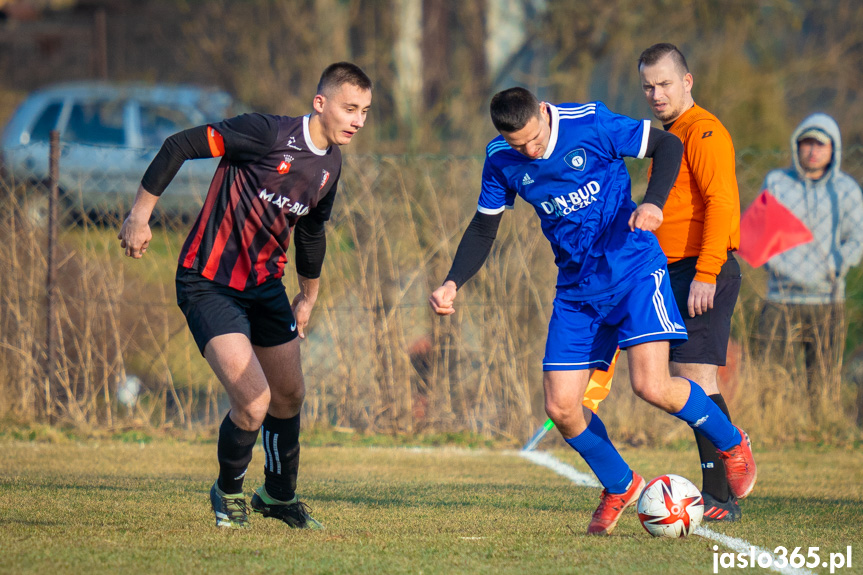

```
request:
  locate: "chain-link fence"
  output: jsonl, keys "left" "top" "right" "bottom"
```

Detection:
{"left": 2, "top": 139, "right": 863, "bottom": 442}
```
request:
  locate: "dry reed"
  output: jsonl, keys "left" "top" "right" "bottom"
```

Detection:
{"left": 1, "top": 151, "right": 861, "bottom": 445}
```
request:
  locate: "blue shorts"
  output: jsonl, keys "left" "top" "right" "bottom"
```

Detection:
{"left": 543, "top": 266, "right": 687, "bottom": 371}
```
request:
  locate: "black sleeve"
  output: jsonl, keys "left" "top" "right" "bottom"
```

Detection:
{"left": 641, "top": 127, "right": 683, "bottom": 209}
{"left": 211, "top": 113, "right": 279, "bottom": 163}
{"left": 140, "top": 125, "right": 211, "bottom": 196}
{"left": 140, "top": 114, "right": 280, "bottom": 196}
{"left": 444, "top": 211, "right": 504, "bottom": 289}
{"left": 294, "top": 180, "right": 338, "bottom": 279}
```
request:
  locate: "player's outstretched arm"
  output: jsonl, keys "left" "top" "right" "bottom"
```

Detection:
{"left": 629, "top": 128, "right": 682, "bottom": 231}
{"left": 429, "top": 211, "right": 503, "bottom": 315}
{"left": 120, "top": 125, "right": 225, "bottom": 258}
{"left": 118, "top": 185, "right": 158, "bottom": 258}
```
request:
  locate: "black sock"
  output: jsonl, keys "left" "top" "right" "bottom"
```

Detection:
{"left": 217, "top": 412, "right": 260, "bottom": 495}
{"left": 262, "top": 413, "right": 301, "bottom": 502}
{"left": 694, "top": 393, "right": 732, "bottom": 502}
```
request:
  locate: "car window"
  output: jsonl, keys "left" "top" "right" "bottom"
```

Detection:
{"left": 29, "top": 101, "right": 63, "bottom": 143}
{"left": 139, "top": 104, "right": 196, "bottom": 147}
{"left": 64, "top": 100, "right": 126, "bottom": 146}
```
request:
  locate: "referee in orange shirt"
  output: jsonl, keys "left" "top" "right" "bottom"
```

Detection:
{"left": 638, "top": 44, "right": 743, "bottom": 522}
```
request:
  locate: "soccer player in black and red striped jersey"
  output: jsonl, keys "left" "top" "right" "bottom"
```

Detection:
{"left": 118, "top": 62, "right": 372, "bottom": 530}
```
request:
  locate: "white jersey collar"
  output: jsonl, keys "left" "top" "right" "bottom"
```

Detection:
{"left": 303, "top": 114, "right": 328, "bottom": 156}
{"left": 543, "top": 103, "right": 560, "bottom": 160}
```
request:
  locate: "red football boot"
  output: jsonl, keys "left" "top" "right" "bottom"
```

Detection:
{"left": 717, "top": 426, "right": 757, "bottom": 499}
{"left": 587, "top": 472, "right": 645, "bottom": 535}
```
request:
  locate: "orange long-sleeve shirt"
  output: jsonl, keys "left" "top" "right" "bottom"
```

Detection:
{"left": 652, "top": 104, "right": 740, "bottom": 284}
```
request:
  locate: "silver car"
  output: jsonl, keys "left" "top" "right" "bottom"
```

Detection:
{"left": 1, "top": 81, "right": 244, "bottom": 219}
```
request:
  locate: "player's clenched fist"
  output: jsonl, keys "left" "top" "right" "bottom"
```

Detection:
{"left": 628, "top": 203, "right": 664, "bottom": 232}
{"left": 429, "top": 281, "right": 458, "bottom": 316}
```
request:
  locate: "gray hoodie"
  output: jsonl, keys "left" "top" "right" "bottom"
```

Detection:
{"left": 762, "top": 113, "right": 863, "bottom": 304}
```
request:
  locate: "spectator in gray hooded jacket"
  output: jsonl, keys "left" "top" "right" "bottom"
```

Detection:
{"left": 757, "top": 113, "right": 863, "bottom": 414}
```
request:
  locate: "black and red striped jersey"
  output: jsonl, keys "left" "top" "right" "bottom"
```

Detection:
{"left": 177, "top": 113, "right": 341, "bottom": 290}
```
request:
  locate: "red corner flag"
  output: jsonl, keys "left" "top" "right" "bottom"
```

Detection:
{"left": 737, "top": 190, "right": 813, "bottom": 268}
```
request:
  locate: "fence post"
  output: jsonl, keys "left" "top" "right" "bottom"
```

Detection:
{"left": 45, "top": 130, "right": 60, "bottom": 423}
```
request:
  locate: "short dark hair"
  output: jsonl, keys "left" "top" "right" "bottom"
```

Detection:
{"left": 490, "top": 87, "right": 541, "bottom": 133}
{"left": 316, "top": 62, "right": 372, "bottom": 97}
{"left": 638, "top": 43, "right": 690, "bottom": 75}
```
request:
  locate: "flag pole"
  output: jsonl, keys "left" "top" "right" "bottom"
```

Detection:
{"left": 522, "top": 418, "right": 555, "bottom": 452}
{"left": 521, "top": 349, "right": 621, "bottom": 452}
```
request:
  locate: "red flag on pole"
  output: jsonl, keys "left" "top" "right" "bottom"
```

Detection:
{"left": 737, "top": 190, "right": 813, "bottom": 268}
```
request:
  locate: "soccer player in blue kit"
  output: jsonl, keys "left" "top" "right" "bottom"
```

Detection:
{"left": 429, "top": 87, "right": 757, "bottom": 535}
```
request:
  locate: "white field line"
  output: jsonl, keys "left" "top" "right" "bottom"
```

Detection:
{"left": 518, "top": 449, "right": 815, "bottom": 575}
{"left": 517, "top": 450, "right": 600, "bottom": 487}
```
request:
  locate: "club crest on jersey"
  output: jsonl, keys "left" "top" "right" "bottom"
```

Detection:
{"left": 277, "top": 154, "right": 294, "bottom": 175}
{"left": 319, "top": 170, "right": 330, "bottom": 190}
{"left": 564, "top": 149, "right": 586, "bottom": 171}
{"left": 540, "top": 180, "right": 601, "bottom": 216}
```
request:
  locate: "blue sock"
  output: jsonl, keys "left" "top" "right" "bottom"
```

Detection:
{"left": 673, "top": 379, "right": 741, "bottom": 451}
{"left": 564, "top": 414, "right": 632, "bottom": 493}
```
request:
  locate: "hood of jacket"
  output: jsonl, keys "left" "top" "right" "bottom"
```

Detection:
{"left": 790, "top": 113, "right": 842, "bottom": 180}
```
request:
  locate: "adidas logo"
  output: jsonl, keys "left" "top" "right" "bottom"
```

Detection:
{"left": 522, "top": 173, "right": 535, "bottom": 185}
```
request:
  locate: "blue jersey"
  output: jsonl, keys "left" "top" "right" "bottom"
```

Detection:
{"left": 479, "top": 102, "right": 665, "bottom": 300}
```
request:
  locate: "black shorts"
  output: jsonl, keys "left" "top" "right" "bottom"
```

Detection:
{"left": 176, "top": 266, "right": 298, "bottom": 356}
{"left": 667, "top": 252, "right": 741, "bottom": 366}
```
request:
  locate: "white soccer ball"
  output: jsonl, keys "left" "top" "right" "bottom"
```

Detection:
{"left": 637, "top": 474, "right": 704, "bottom": 538}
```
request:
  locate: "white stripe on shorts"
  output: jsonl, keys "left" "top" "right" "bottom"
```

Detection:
{"left": 651, "top": 268, "right": 675, "bottom": 332}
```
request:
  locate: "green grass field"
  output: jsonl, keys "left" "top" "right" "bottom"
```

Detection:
{"left": 1, "top": 437, "right": 861, "bottom": 575}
